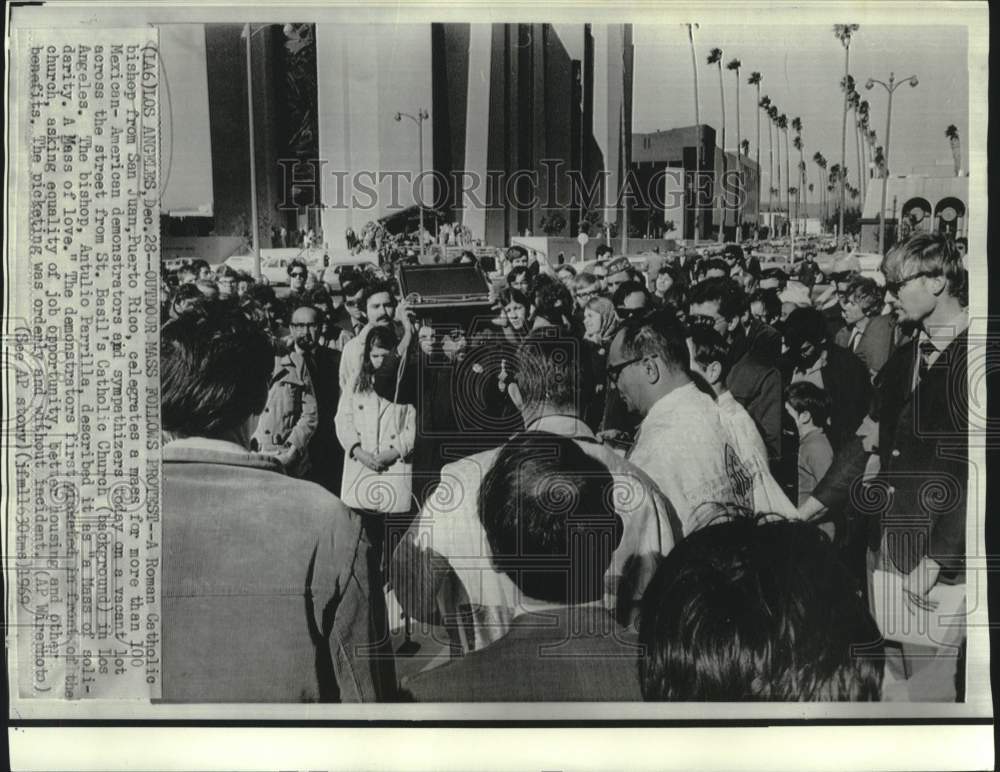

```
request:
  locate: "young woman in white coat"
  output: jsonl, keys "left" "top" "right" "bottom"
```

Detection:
{"left": 336, "top": 324, "right": 417, "bottom": 565}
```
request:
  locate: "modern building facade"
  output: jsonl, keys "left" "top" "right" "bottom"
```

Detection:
{"left": 858, "top": 174, "right": 968, "bottom": 253}
{"left": 631, "top": 125, "right": 760, "bottom": 241}
{"left": 314, "top": 22, "right": 634, "bottom": 249}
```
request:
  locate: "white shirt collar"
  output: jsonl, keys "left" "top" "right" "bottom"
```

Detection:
{"left": 922, "top": 308, "right": 969, "bottom": 353}
{"left": 163, "top": 436, "right": 249, "bottom": 455}
{"left": 524, "top": 414, "right": 595, "bottom": 439}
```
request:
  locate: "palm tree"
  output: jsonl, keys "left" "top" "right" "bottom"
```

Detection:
{"left": 727, "top": 58, "right": 743, "bottom": 234}
{"left": 807, "top": 182, "right": 815, "bottom": 231}
{"left": 777, "top": 113, "right": 790, "bottom": 236}
{"left": 833, "top": 23, "right": 860, "bottom": 243}
{"left": 826, "top": 164, "right": 839, "bottom": 227}
{"left": 769, "top": 105, "right": 781, "bottom": 230}
{"left": 760, "top": 95, "right": 773, "bottom": 219}
{"left": 873, "top": 145, "right": 886, "bottom": 178}
{"left": 707, "top": 47, "right": 726, "bottom": 241}
{"left": 945, "top": 124, "right": 961, "bottom": 176}
{"left": 748, "top": 72, "right": 763, "bottom": 228}
{"left": 848, "top": 90, "right": 863, "bottom": 204}
{"left": 799, "top": 161, "right": 808, "bottom": 231}
{"left": 792, "top": 117, "right": 805, "bottom": 207}
{"left": 857, "top": 99, "right": 870, "bottom": 199}
{"left": 813, "top": 152, "right": 828, "bottom": 224}
{"left": 686, "top": 24, "right": 703, "bottom": 241}
{"left": 792, "top": 134, "right": 804, "bottom": 234}
{"left": 866, "top": 128, "right": 878, "bottom": 183}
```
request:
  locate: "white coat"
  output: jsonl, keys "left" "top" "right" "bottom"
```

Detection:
{"left": 335, "top": 388, "right": 416, "bottom": 514}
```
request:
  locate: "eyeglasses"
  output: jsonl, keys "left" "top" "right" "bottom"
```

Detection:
{"left": 885, "top": 271, "right": 938, "bottom": 296}
{"left": 345, "top": 299, "right": 359, "bottom": 307}
{"left": 606, "top": 356, "right": 643, "bottom": 385}
{"left": 686, "top": 314, "right": 722, "bottom": 330}
{"left": 616, "top": 306, "right": 646, "bottom": 320}
{"left": 289, "top": 272, "right": 307, "bottom": 279}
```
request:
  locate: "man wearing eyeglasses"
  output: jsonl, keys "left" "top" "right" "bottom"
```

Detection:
{"left": 287, "top": 258, "right": 309, "bottom": 294}
{"left": 293, "top": 304, "right": 344, "bottom": 492}
{"left": 870, "top": 233, "right": 969, "bottom": 702}
{"left": 605, "top": 309, "right": 740, "bottom": 536}
{"left": 604, "top": 256, "right": 634, "bottom": 297}
{"left": 251, "top": 303, "right": 321, "bottom": 479}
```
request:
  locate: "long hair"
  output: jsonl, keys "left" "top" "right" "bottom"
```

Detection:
{"left": 583, "top": 296, "right": 619, "bottom": 344}
{"left": 355, "top": 325, "right": 399, "bottom": 394}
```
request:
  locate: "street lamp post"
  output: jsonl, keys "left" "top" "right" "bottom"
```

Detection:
{"left": 395, "top": 109, "right": 430, "bottom": 261}
{"left": 866, "top": 72, "right": 918, "bottom": 255}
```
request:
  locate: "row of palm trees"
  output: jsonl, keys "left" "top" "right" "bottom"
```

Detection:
{"left": 686, "top": 23, "right": 892, "bottom": 243}
{"left": 690, "top": 23, "right": 967, "bottom": 243}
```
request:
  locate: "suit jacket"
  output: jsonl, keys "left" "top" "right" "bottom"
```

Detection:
{"left": 732, "top": 319, "right": 782, "bottom": 368}
{"left": 726, "top": 351, "right": 783, "bottom": 465}
{"left": 835, "top": 313, "right": 896, "bottom": 377}
{"left": 402, "top": 606, "right": 644, "bottom": 702}
{"left": 875, "top": 331, "right": 968, "bottom": 579}
{"left": 162, "top": 439, "right": 396, "bottom": 702}
{"left": 820, "top": 345, "right": 873, "bottom": 452}
{"left": 304, "top": 346, "right": 344, "bottom": 493}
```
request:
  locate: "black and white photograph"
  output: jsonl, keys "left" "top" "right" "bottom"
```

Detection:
{"left": 3, "top": 2, "right": 993, "bottom": 769}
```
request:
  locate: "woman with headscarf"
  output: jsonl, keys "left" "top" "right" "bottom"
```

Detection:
{"left": 580, "top": 296, "right": 620, "bottom": 432}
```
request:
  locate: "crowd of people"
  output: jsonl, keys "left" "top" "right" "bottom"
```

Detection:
{"left": 159, "top": 231, "right": 968, "bottom": 703}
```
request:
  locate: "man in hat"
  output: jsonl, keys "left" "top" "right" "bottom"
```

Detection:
{"left": 604, "top": 256, "right": 635, "bottom": 298}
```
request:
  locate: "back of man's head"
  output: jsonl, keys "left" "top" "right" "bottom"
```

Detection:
{"left": 638, "top": 512, "right": 884, "bottom": 701}
{"left": 688, "top": 277, "right": 747, "bottom": 322}
{"left": 516, "top": 329, "right": 592, "bottom": 415}
{"left": 618, "top": 307, "right": 691, "bottom": 374}
{"left": 479, "top": 431, "right": 622, "bottom": 606}
{"left": 783, "top": 306, "right": 830, "bottom": 350}
{"left": 688, "top": 326, "right": 733, "bottom": 384}
{"left": 161, "top": 304, "right": 274, "bottom": 440}
{"left": 611, "top": 280, "right": 651, "bottom": 310}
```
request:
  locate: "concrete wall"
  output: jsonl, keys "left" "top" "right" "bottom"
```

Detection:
{"left": 315, "top": 24, "right": 434, "bottom": 249}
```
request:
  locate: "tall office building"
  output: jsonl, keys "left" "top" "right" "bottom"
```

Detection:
{"left": 314, "top": 22, "right": 634, "bottom": 249}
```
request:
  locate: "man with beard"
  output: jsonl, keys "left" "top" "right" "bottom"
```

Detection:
{"left": 286, "top": 303, "right": 344, "bottom": 493}
{"left": 251, "top": 305, "right": 320, "bottom": 478}
{"left": 339, "top": 279, "right": 412, "bottom": 392}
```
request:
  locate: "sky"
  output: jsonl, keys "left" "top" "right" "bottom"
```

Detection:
{"left": 632, "top": 24, "right": 969, "bottom": 191}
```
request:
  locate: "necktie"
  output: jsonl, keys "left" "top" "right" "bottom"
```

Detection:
{"left": 917, "top": 339, "right": 937, "bottom": 382}
{"left": 848, "top": 327, "right": 862, "bottom": 352}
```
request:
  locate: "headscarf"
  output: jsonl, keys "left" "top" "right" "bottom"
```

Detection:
{"left": 584, "top": 296, "right": 619, "bottom": 345}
